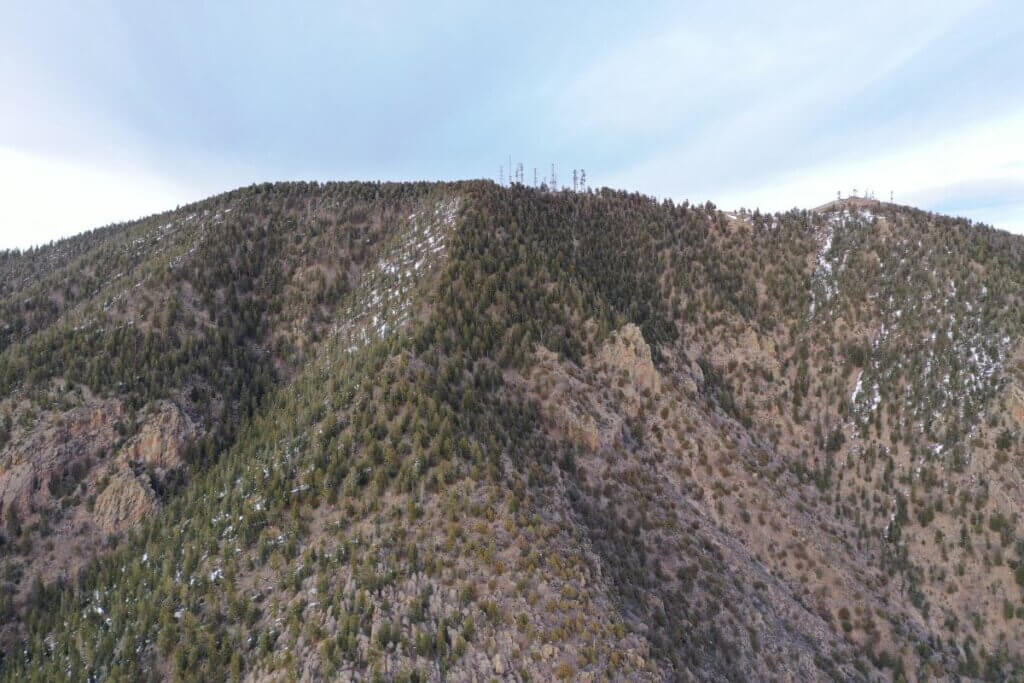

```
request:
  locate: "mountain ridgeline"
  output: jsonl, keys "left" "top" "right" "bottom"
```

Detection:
{"left": 1, "top": 181, "right": 1023, "bottom": 681}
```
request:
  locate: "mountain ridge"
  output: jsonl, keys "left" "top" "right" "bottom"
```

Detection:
{"left": 1, "top": 180, "right": 1023, "bottom": 681}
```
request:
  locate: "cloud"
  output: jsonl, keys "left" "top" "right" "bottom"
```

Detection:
{"left": 566, "top": 1, "right": 1024, "bottom": 234}
{"left": 0, "top": 147, "right": 196, "bottom": 250}
{"left": 906, "top": 178, "right": 1024, "bottom": 214}
{"left": 699, "top": 106, "right": 1024, "bottom": 233}
{"left": 904, "top": 178, "right": 1024, "bottom": 232}
{"left": 0, "top": 0, "right": 1021, "bottom": 244}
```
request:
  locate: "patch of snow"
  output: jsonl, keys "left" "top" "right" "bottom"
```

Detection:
{"left": 851, "top": 371, "right": 863, "bottom": 403}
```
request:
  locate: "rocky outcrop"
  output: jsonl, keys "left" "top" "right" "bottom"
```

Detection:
{"left": 89, "top": 400, "right": 195, "bottom": 533}
{"left": 92, "top": 469, "right": 157, "bottom": 533}
{"left": 526, "top": 325, "right": 668, "bottom": 455}
{"left": 0, "top": 399, "right": 123, "bottom": 520}
{"left": 0, "top": 399, "right": 192, "bottom": 527}
{"left": 597, "top": 323, "right": 660, "bottom": 395}
{"left": 0, "top": 395, "right": 196, "bottom": 623}
{"left": 530, "top": 347, "right": 604, "bottom": 452}
{"left": 118, "top": 401, "right": 195, "bottom": 471}
{"left": 1006, "top": 344, "right": 1024, "bottom": 425}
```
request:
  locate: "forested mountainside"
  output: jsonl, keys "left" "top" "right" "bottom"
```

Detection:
{"left": 1, "top": 181, "right": 1023, "bottom": 682}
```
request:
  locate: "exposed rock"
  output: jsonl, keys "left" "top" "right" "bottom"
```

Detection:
{"left": 0, "top": 398, "right": 122, "bottom": 519}
{"left": 565, "top": 408, "right": 601, "bottom": 452}
{"left": 118, "top": 401, "right": 195, "bottom": 472}
{"left": 1005, "top": 344, "right": 1024, "bottom": 425}
{"left": 740, "top": 328, "right": 760, "bottom": 353}
{"left": 1008, "top": 384, "right": 1024, "bottom": 425}
{"left": 93, "top": 469, "right": 157, "bottom": 534}
{"left": 598, "top": 323, "right": 660, "bottom": 395}
{"left": 528, "top": 348, "right": 607, "bottom": 452}
{"left": 0, "top": 460, "right": 35, "bottom": 522}
{"left": 492, "top": 653, "right": 505, "bottom": 676}
{"left": 527, "top": 324, "right": 668, "bottom": 454}
{"left": 690, "top": 359, "right": 705, "bottom": 387}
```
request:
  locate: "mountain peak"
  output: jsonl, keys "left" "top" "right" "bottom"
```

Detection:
{"left": 1, "top": 182, "right": 1023, "bottom": 680}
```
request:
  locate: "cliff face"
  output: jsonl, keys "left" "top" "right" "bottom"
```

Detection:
{"left": 0, "top": 397, "right": 195, "bottom": 530}
{"left": 0, "top": 392, "right": 196, "bottom": 654}
{"left": 118, "top": 401, "right": 195, "bottom": 472}
{"left": 0, "top": 393, "right": 123, "bottom": 524}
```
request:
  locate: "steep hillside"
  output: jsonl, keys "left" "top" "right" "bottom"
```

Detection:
{"left": 1, "top": 183, "right": 1022, "bottom": 681}
{"left": 0, "top": 182, "right": 458, "bottom": 646}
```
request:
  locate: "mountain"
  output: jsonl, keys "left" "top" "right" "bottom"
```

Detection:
{"left": 1, "top": 181, "right": 1022, "bottom": 681}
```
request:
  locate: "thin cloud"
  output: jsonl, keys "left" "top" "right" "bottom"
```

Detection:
{"left": 0, "top": 0, "right": 1022, "bottom": 246}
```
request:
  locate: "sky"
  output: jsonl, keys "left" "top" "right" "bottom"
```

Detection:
{"left": 2, "top": 0, "right": 1023, "bottom": 249}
